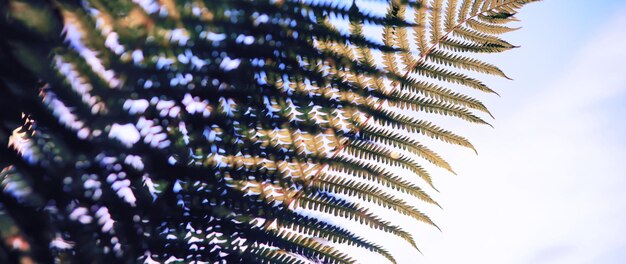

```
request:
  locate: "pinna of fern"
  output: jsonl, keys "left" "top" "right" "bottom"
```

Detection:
{"left": 0, "top": 0, "right": 539, "bottom": 263}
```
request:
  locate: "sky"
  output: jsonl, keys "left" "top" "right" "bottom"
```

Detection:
{"left": 386, "top": 1, "right": 626, "bottom": 263}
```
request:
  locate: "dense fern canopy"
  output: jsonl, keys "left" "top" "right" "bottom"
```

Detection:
{"left": 0, "top": 0, "right": 539, "bottom": 263}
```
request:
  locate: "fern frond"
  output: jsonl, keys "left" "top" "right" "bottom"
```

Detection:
{"left": 382, "top": 6, "right": 401, "bottom": 76}
{"left": 0, "top": 0, "right": 541, "bottom": 262}
{"left": 360, "top": 125, "right": 455, "bottom": 174}
{"left": 389, "top": 96, "right": 491, "bottom": 125}
{"left": 326, "top": 157, "right": 439, "bottom": 205}
{"left": 426, "top": 50, "right": 510, "bottom": 79}
{"left": 477, "top": 12, "right": 519, "bottom": 24}
{"left": 393, "top": 82, "right": 492, "bottom": 116}
{"left": 430, "top": 0, "right": 445, "bottom": 44}
{"left": 245, "top": 246, "right": 309, "bottom": 264}
{"left": 266, "top": 229, "right": 356, "bottom": 264}
{"left": 440, "top": 37, "right": 514, "bottom": 53}
{"left": 453, "top": 26, "right": 515, "bottom": 48}
{"left": 314, "top": 174, "right": 437, "bottom": 225}
{"left": 457, "top": 1, "right": 472, "bottom": 22}
{"left": 347, "top": 139, "right": 435, "bottom": 189}
{"left": 471, "top": 0, "right": 487, "bottom": 15}
{"left": 413, "top": 1, "right": 429, "bottom": 56}
{"left": 466, "top": 18, "right": 519, "bottom": 34}
{"left": 296, "top": 192, "right": 419, "bottom": 250}
{"left": 395, "top": 5, "right": 418, "bottom": 72}
{"left": 367, "top": 113, "right": 477, "bottom": 152}
{"left": 277, "top": 211, "right": 397, "bottom": 263}
{"left": 413, "top": 62, "right": 499, "bottom": 94}
{"left": 444, "top": 0, "right": 459, "bottom": 31}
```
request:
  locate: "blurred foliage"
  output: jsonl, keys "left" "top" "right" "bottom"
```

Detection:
{"left": 0, "top": 0, "right": 539, "bottom": 263}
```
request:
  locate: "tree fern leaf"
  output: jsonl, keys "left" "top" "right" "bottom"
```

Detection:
{"left": 453, "top": 25, "right": 515, "bottom": 48}
{"left": 346, "top": 139, "right": 436, "bottom": 189}
{"left": 444, "top": 0, "right": 459, "bottom": 32}
{"left": 382, "top": 31, "right": 401, "bottom": 77}
{"left": 413, "top": 1, "right": 429, "bottom": 56}
{"left": 471, "top": 0, "right": 487, "bottom": 15}
{"left": 325, "top": 159, "right": 438, "bottom": 205}
{"left": 394, "top": 79, "right": 492, "bottom": 115}
{"left": 466, "top": 18, "right": 519, "bottom": 34}
{"left": 267, "top": 229, "right": 356, "bottom": 264}
{"left": 245, "top": 246, "right": 309, "bottom": 264}
{"left": 413, "top": 62, "right": 498, "bottom": 94}
{"left": 427, "top": 50, "right": 511, "bottom": 79}
{"left": 296, "top": 192, "right": 420, "bottom": 249}
{"left": 389, "top": 96, "right": 492, "bottom": 125}
{"left": 457, "top": 0, "right": 473, "bottom": 22}
{"left": 297, "top": 0, "right": 416, "bottom": 28}
{"left": 368, "top": 113, "right": 477, "bottom": 152}
{"left": 429, "top": 0, "right": 445, "bottom": 45}
{"left": 0, "top": 0, "right": 543, "bottom": 262}
{"left": 314, "top": 174, "right": 438, "bottom": 225}
{"left": 277, "top": 212, "right": 397, "bottom": 263}
{"left": 440, "top": 37, "right": 514, "bottom": 53}
{"left": 360, "top": 125, "right": 455, "bottom": 174}
{"left": 349, "top": 18, "right": 386, "bottom": 93}
{"left": 482, "top": 0, "right": 497, "bottom": 12}
{"left": 477, "top": 12, "right": 519, "bottom": 24}
{"left": 395, "top": 5, "right": 418, "bottom": 72}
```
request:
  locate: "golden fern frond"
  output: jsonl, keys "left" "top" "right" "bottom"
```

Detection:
{"left": 471, "top": 0, "right": 487, "bottom": 14}
{"left": 477, "top": 12, "right": 520, "bottom": 24}
{"left": 314, "top": 174, "right": 437, "bottom": 225}
{"left": 382, "top": 6, "right": 401, "bottom": 76}
{"left": 360, "top": 125, "right": 455, "bottom": 174}
{"left": 325, "top": 159, "right": 438, "bottom": 205}
{"left": 395, "top": 6, "right": 418, "bottom": 72}
{"left": 440, "top": 37, "right": 514, "bottom": 53}
{"left": 426, "top": 50, "right": 511, "bottom": 78}
{"left": 267, "top": 229, "right": 356, "bottom": 264}
{"left": 430, "top": 0, "right": 445, "bottom": 44}
{"left": 246, "top": 246, "right": 309, "bottom": 264}
{"left": 458, "top": 0, "right": 474, "bottom": 22}
{"left": 466, "top": 18, "right": 519, "bottom": 34}
{"left": 444, "top": 0, "right": 460, "bottom": 31}
{"left": 413, "top": 1, "right": 429, "bottom": 55}
{"left": 296, "top": 192, "right": 419, "bottom": 250}
{"left": 452, "top": 25, "right": 515, "bottom": 48}
{"left": 349, "top": 19, "right": 387, "bottom": 92}
{"left": 393, "top": 81, "right": 492, "bottom": 115}
{"left": 389, "top": 96, "right": 491, "bottom": 125}
{"left": 368, "top": 113, "right": 477, "bottom": 151}
{"left": 1, "top": 0, "right": 541, "bottom": 263}
{"left": 346, "top": 139, "right": 435, "bottom": 189}
{"left": 277, "top": 213, "right": 397, "bottom": 263}
{"left": 413, "top": 62, "right": 498, "bottom": 94}
{"left": 382, "top": 27, "right": 401, "bottom": 76}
